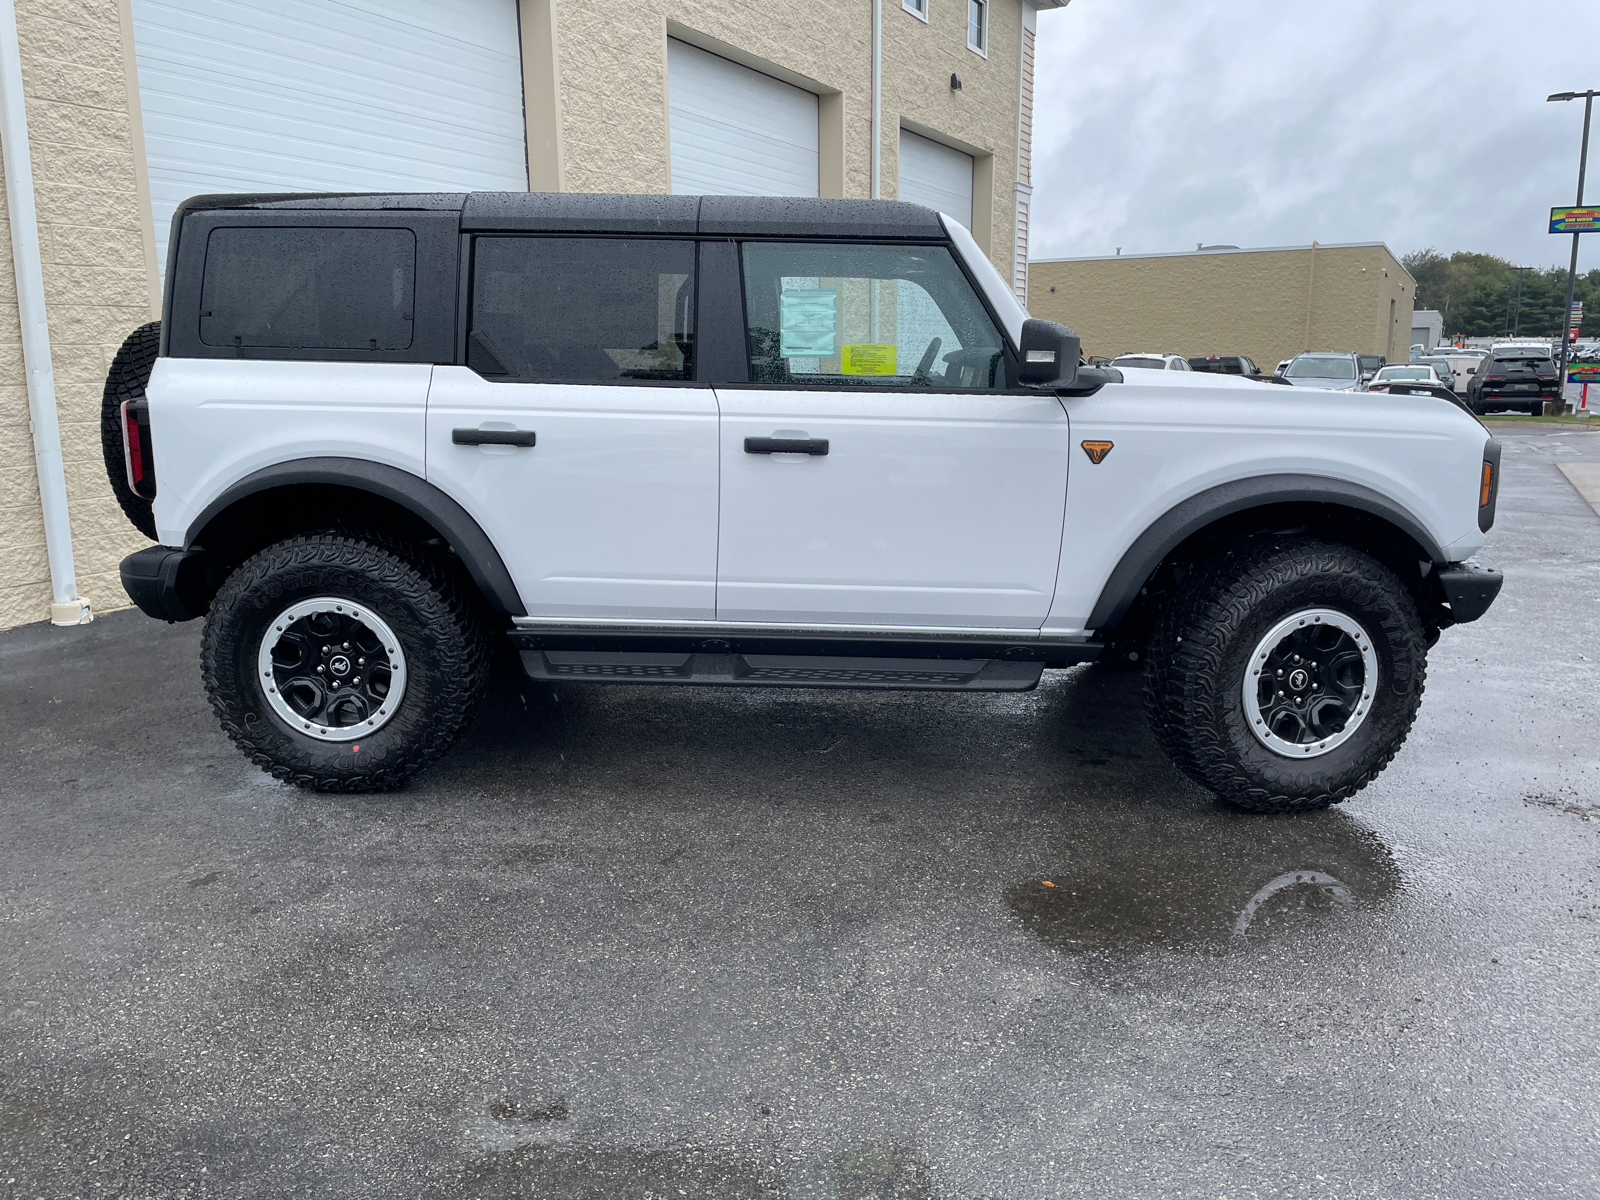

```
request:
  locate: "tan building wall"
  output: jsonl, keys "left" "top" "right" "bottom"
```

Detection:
{"left": 538, "top": 0, "right": 1036, "bottom": 280}
{"left": 0, "top": 0, "right": 158, "bottom": 631}
{"left": 1028, "top": 243, "right": 1417, "bottom": 372}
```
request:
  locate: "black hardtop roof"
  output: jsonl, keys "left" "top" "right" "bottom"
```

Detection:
{"left": 176, "top": 192, "right": 947, "bottom": 239}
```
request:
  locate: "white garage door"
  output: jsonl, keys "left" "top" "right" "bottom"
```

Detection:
{"left": 898, "top": 130, "right": 974, "bottom": 232}
{"left": 667, "top": 40, "right": 818, "bottom": 197}
{"left": 131, "top": 0, "right": 529, "bottom": 269}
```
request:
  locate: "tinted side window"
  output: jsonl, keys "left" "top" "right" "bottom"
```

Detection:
{"left": 469, "top": 238, "right": 695, "bottom": 382}
{"left": 740, "top": 242, "right": 1005, "bottom": 390}
{"left": 199, "top": 227, "right": 415, "bottom": 350}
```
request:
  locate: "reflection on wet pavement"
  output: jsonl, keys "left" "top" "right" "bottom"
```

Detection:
{"left": 1004, "top": 808, "right": 1401, "bottom": 952}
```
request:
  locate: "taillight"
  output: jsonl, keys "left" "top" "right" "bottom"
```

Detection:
{"left": 120, "top": 398, "right": 156, "bottom": 498}
{"left": 1485, "top": 376, "right": 1506, "bottom": 384}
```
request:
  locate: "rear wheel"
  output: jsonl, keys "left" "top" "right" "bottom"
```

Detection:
{"left": 201, "top": 534, "right": 490, "bottom": 791}
{"left": 1144, "top": 538, "right": 1426, "bottom": 813}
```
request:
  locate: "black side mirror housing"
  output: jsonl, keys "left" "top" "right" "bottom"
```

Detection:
{"left": 1017, "top": 318, "right": 1120, "bottom": 395}
{"left": 1018, "top": 318, "right": 1081, "bottom": 387}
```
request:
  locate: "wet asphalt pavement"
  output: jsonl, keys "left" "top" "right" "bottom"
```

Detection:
{"left": 3, "top": 426, "right": 1599, "bottom": 1200}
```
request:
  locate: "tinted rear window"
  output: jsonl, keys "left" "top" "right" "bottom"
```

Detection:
{"left": 470, "top": 237, "right": 695, "bottom": 382}
{"left": 199, "top": 227, "right": 415, "bottom": 350}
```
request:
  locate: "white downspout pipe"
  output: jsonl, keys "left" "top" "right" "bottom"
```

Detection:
{"left": 0, "top": 0, "right": 89, "bottom": 625}
{"left": 870, "top": 0, "right": 881, "bottom": 199}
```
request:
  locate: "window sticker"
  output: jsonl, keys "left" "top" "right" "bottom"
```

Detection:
{"left": 841, "top": 344, "right": 897, "bottom": 375}
{"left": 779, "top": 288, "right": 837, "bottom": 357}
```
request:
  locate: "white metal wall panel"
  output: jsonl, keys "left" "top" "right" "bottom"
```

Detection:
{"left": 667, "top": 39, "right": 818, "bottom": 197}
{"left": 898, "top": 130, "right": 973, "bottom": 232}
{"left": 131, "top": 0, "right": 528, "bottom": 270}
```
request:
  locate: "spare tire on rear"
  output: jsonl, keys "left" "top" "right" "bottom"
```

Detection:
{"left": 101, "top": 321, "right": 161, "bottom": 540}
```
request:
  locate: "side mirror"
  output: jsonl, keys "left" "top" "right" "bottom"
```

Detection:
{"left": 1018, "top": 318, "right": 1081, "bottom": 387}
{"left": 1467, "top": 367, "right": 1476, "bottom": 374}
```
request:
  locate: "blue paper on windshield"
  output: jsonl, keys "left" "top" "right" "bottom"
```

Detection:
{"left": 780, "top": 288, "right": 837, "bottom": 357}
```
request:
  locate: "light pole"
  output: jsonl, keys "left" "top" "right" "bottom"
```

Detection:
{"left": 1548, "top": 89, "right": 1596, "bottom": 411}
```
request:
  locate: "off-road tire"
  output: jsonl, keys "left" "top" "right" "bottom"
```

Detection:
{"left": 100, "top": 321, "right": 161, "bottom": 540}
{"left": 1143, "top": 537, "right": 1427, "bottom": 814}
{"left": 201, "top": 534, "right": 491, "bottom": 792}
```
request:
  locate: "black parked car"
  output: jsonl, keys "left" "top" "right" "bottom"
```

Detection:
{"left": 1188, "top": 354, "right": 1260, "bottom": 375}
{"left": 1466, "top": 350, "right": 1560, "bottom": 415}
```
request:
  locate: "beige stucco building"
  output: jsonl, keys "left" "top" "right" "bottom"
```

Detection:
{"left": 1028, "top": 242, "right": 1417, "bottom": 373}
{"left": 0, "top": 0, "right": 1063, "bottom": 631}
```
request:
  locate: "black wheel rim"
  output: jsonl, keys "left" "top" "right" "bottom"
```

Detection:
{"left": 257, "top": 598, "right": 407, "bottom": 741}
{"left": 1244, "top": 608, "right": 1377, "bottom": 757}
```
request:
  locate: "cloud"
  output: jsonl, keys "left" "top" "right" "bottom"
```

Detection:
{"left": 1031, "top": 0, "right": 1599, "bottom": 273}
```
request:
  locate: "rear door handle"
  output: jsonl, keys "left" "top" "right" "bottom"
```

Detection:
{"left": 744, "top": 437, "right": 828, "bottom": 455}
{"left": 453, "top": 428, "right": 536, "bottom": 447}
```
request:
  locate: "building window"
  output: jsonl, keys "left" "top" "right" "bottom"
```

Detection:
{"left": 967, "top": 0, "right": 987, "bottom": 54}
{"left": 902, "top": 0, "right": 928, "bottom": 20}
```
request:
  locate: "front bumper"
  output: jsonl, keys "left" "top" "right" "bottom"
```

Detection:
{"left": 1435, "top": 560, "right": 1502, "bottom": 624}
{"left": 119, "top": 545, "right": 211, "bottom": 622}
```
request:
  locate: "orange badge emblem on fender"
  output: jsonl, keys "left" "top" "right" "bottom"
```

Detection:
{"left": 1081, "top": 440, "right": 1114, "bottom": 464}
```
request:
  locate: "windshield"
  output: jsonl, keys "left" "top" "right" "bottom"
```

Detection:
{"left": 1286, "top": 357, "right": 1356, "bottom": 380}
{"left": 1113, "top": 357, "right": 1168, "bottom": 370}
{"left": 1378, "top": 367, "right": 1432, "bottom": 381}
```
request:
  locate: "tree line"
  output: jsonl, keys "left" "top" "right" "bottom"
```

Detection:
{"left": 1401, "top": 249, "right": 1599, "bottom": 339}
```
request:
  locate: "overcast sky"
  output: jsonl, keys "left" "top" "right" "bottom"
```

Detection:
{"left": 1030, "top": 0, "right": 1599, "bottom": 273}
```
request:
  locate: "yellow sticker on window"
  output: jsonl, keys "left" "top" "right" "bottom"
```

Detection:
{"left": 840, "top": 344, "right": 897, "bottom": 375}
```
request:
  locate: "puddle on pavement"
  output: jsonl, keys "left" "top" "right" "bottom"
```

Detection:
{"left": 1006, "top": 808, "right": 1401, "bottom": 952}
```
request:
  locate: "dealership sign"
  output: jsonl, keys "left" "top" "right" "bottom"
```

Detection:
{"left": 1550, "top": 206, "right": 1600, "bottom": 233}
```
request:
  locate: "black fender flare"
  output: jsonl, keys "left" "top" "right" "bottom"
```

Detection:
{"left": 1085, "top": 474, "right": 1448, "bottom": 632}
{"left": 185, "top": 457, "right": 527, "bottom": 616}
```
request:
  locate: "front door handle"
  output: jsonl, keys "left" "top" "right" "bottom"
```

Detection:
{"left": 453, "top": 428, "right": 536, "bottom": 447}
{"left": 745, "top": 437, "right": 828, "bottom": 456}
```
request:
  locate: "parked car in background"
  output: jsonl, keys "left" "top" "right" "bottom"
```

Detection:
{"left": 1417, "top": 353, "right": 1481, "bottom": 394}
{"left": 1280, "top": 352, "right": 1364, "bottom": 391}
{"left": 1366, "top": 364, "right": 1453, "bottom": 392}
{"left": 1111, "top": 352, "right": 1191, "bottom": 371}
{"left": 1275, "top": 358, "right": 1293, "bottom": 374}
{"left": 1466, "top": 348, "right": 1560, "bottom": 415}
{"left": 1188, "top": 354, "right": 1261, "bottom": 375}
{"left": 1357, "top": 354, "right": 1385, "bottom": 381}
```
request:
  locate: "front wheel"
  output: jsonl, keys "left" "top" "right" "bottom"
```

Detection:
{"left": 201, "top": 534, "right": 491, "bottom": 791}
{"left": 1143, "top": 538, "right": 1427, "bottom": 813}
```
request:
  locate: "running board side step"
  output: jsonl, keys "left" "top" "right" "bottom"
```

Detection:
{"left": 518, "top": 651, "right": 1045, "bottom": 691}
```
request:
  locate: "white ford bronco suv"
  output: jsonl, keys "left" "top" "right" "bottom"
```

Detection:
{"left": 106, "top": 192, "right": 1502, "bottom": 812}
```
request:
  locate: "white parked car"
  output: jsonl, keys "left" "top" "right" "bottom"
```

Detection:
{"left": 1111, "top": 352, "right": 1191, "bottom": 371}
{"left": 106, "top": 193, "right": 1503, "bottom": 813}
{"left": 1366, "top": 364, "right": 1454, "bottom": 392}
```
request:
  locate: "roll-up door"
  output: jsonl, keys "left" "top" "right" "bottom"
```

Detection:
{"left": 131, "top": 0, "right": 529, "bottom": 269}
{"left": 667, "top": 39, "right": 819, "bottom": 197}
{"left": 898, "top": 130, "right": 974, "bottom": 231}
